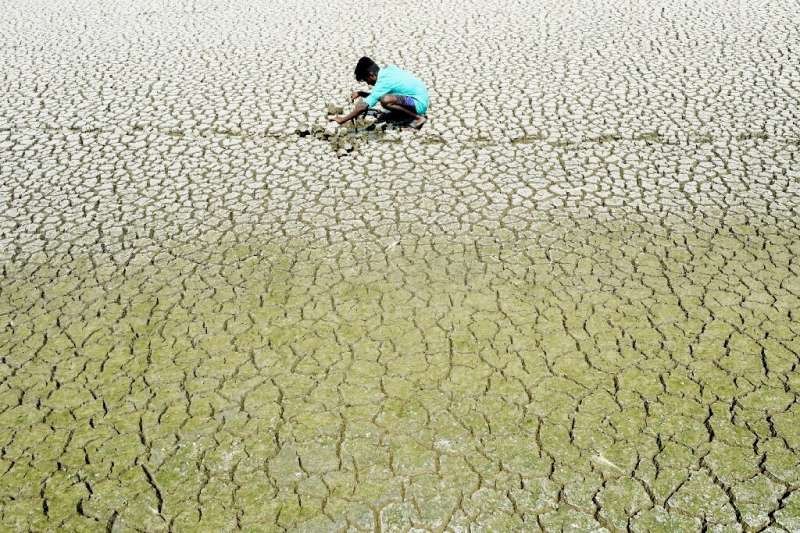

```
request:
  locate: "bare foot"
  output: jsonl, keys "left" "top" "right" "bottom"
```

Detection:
{"left": 411, "top": 116, "right": 427, "bottom": 129}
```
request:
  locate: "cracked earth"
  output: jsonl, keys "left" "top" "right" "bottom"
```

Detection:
{"left": 2, "top": 0, "right": 800, "bottom": 531}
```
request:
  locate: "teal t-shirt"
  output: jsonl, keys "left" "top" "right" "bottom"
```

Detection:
{"left": 363, "top": 65, "right": 430, "bottom": 115}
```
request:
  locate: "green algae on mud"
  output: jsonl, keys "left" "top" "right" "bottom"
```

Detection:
{"left": 2, "top": 216, "right": 799, "bottom": 529}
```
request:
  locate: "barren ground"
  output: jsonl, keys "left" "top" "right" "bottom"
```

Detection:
{"left": 2, "top": 0, "right": 800, "bottom": 530}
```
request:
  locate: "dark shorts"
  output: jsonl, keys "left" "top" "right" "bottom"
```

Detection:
{"left": 395, "top": 95, "right": 419, "bottom": 113}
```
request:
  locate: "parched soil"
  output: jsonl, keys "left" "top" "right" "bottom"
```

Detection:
{"left": 1, "top": 0, "right": 800, "bottom": 530}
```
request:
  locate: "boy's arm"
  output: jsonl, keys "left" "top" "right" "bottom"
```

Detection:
{"left": 362, "top": 76, "right": 392, "bottom": 108}
{"left": 330, "top": 100, "right": 367, "bottom": 124}
{"left": 333, "top": 76, "right": 392, "bottom": 124}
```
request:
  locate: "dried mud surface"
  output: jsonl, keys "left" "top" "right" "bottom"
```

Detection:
{"left": 2, "top": 0, "right": 800, "bottom": 531}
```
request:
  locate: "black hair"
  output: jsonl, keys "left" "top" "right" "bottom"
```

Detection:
{"left": 354, "top": 56, "right": 379, "bottom": 82}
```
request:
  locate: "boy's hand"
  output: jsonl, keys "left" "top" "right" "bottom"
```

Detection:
{"left": 350, "top": 91, "right": 360, "bottom": 102}
{"left": 329, "top": 101, "right": 367, "bottom": 126}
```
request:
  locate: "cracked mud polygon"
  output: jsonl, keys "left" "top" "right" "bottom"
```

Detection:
{"left": 2, "top": 0, "right": 800, "bottom": 531}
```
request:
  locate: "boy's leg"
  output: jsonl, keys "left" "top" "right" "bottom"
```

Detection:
{"left": 379, "top": 95, "right": 427, "bottom": 129}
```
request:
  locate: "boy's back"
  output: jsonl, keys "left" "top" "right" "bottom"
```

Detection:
{"left": 363, "top": 65, "right": 430, "bottom": 115}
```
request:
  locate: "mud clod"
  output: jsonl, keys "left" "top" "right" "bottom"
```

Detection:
{"left": 326, "top": 103, "right": 345, "bottom": 115}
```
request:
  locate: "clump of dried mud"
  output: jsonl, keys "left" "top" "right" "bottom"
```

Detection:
{"left": 325, "top": 103, "right": 344, "bottom": 115}
{"left": 293, "top": 103, "right": 410, "bottom": 156}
